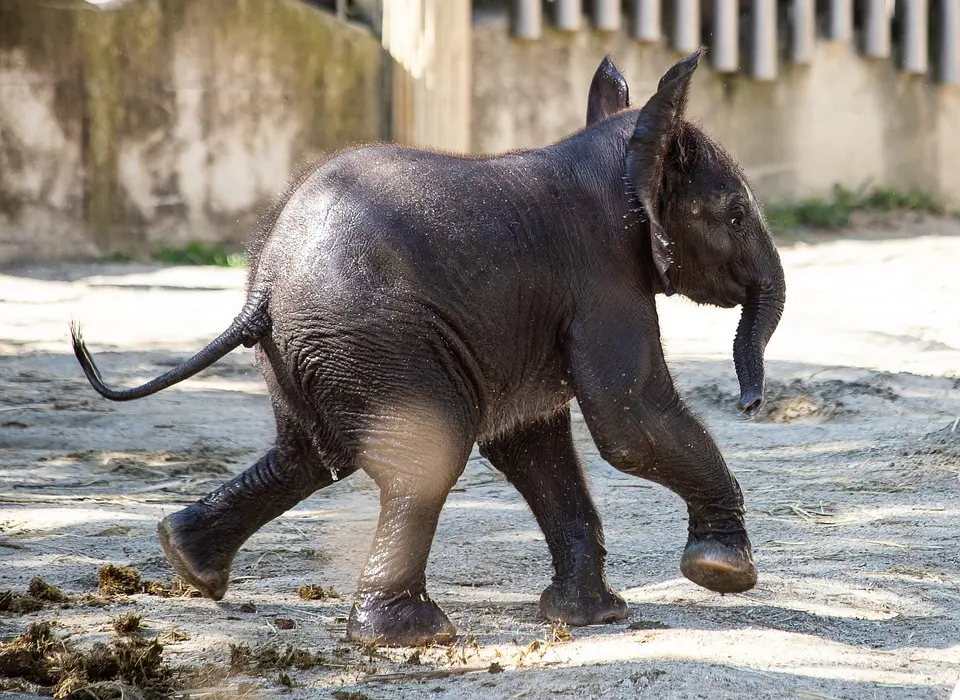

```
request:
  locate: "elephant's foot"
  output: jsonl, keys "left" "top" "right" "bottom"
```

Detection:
{"left": 539, "top": 577, "right": 629, "bottom": 626}
{"left": 680, "top": 534, "right": 757, "bottom": 594}
{"left": 157, "top": 505, "right": 239, "bottom": 601}
{"left": 347, "top": 590, "right": 456, "bottom": 647}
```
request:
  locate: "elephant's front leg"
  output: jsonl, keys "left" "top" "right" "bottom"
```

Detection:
{"left": 479, "top": 408, "right": 628, "bottom": 625}
{"left": 569, "top": 300, "right": 757, "bottom": 594}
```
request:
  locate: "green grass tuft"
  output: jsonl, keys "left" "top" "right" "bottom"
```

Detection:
{"left": 157, "top": 241, "right": 246, "bottom": 268}
{"left": 765, "top": 184, "right": 948, "bottom": 237}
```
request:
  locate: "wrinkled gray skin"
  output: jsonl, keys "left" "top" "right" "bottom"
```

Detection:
{"left": 71, "top": 50, "right": 785, "bottom": 647}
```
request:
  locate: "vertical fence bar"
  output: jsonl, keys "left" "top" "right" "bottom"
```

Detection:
{"left": 902, "top": 0, "right": 929, "bottom": 73}
{"left": 828, "top": 0, "right": 852, "bottom": 41}
{"left": 632, "top": 0, "right": 661, "bottom": 41}
{"left": 594, "top": 0, "right": 621, "bottom": 31}
{"left": 554, "top": 0, "right": 582, "bottom": 31}
{"left": 513, "top": 0, "right": 542, "bottom": 39}
{"left": 941, "top": 0, "right": 960, "bottom": 84}
{"left": 673, "top": 0, "right": 700, "bottom": 53}
{"left": 790, "top": 0, "right": 816, "bottom": 63}
{"left": 713, "top": 0, "right": 739, "bottom": 72}
{"left": 863, "top": 0, "right": 891, "bottom": 57}
{"left": 751, "top": 0, "right": 777, "bottom": 80}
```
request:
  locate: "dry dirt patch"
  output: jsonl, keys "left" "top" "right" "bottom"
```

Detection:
{"left": 1, "top": 225, "right": 960, "bottom": 699}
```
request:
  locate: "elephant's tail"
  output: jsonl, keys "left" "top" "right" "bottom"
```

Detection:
{"left": 70, "top": 288, "right": 271, "bottom": 402}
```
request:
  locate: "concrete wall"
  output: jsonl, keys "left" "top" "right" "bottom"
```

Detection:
{"left": 471, "top": 11, "right": 960, "bottom": 209}
{"left": 0, "top": 0, "right": 383, "bottom": 264}
{"left": 4, "top": 4, "right": 960, "bottom": 266}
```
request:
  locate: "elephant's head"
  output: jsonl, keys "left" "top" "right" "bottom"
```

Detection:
{"left": 614, "top": 49, "right": 786, "bottom": 416}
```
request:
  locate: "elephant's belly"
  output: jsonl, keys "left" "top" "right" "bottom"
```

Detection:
{"left": 477, "top": 380, "right": 575, "bottom": 442}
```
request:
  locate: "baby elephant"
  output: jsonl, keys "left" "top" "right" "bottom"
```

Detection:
{"left": 72, "top": 49, "right": 785, "bottom": 647}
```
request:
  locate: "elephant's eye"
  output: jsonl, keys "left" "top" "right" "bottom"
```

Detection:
{"left": 727, "top": 203, "right": 746, "bottom": 232}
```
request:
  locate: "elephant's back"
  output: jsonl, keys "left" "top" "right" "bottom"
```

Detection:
{"left": 253, "top": 145, "right": 563, "bottom": 306}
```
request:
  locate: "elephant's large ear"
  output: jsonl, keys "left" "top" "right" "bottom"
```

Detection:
{"left": 587, "top": 56, "right": 629, "bottom": 126}
{"left": 626, "top": 48, "right": 704, "bottom": 296}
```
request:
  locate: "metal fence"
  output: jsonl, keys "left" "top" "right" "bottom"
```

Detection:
{"left": 509, "top": 0, "right": 960, "bottom": 84}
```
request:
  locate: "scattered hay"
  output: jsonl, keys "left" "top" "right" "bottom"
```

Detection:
{"left": 229, "top": 644, "right": 252, "bottom": 674}
{"left": 229, "top": 643, "right": 372, "bottom": 676}
{"left": 162, "top": 630, "right": 189, "bottom": 643}
{"left": 110, "top": 637, "right": 171, "bottom": 691}
{"left": 297, "top": 584, "right": 340, "bottom": 600}
{"left": 113, "top": 614, "right": 141, "bottom": 636}
{"left": 0, "top": 621, "right": 174, "bottom": 699}
{"left": 549, "top": 622, "right": 572, "bottom": 643}
{"left": 97, "top": 566, "right": 200, "bottom": 599}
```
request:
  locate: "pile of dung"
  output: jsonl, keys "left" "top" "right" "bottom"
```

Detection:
{"left": 297, "top": 584, "right": 340, "bottom": 601}
{"left": 0, "top": 620, "right": 174, "bottom": 699}
{"left": 0, "top": 577, "right": 70, "bottom": 614}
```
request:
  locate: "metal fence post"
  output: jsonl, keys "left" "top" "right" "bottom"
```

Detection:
{"left": 902, "top": 0, "right": 929, "bottom": 74}
{"left": 594, "top": 0, "right": 621, "bottom": 31}
{"left": 828, "top": 0, "right": 852, "bottom": 42}
{"left": 554, "top": 0, "right": 582, "bottom": 31}
{"left": 790, "top": 0, "right": 816, "bottom": 64}
{"left": 713, "top": 0, "right": 739, "bottom": 72}
{"left": 942, "top": 0, "right": 960, "bottom": 84}
{"left": 751, "top": 0, "right": 777, "bottom": 80}
{"left": 863, "top": 0, "right": 892, "bottom": 58}
{"left": 513, "top": 0, "right": 542, "bottom": 39}
{"left": 673, "top": 0, "right": 700, "bottom": 53}
{"left": 632, "top": 0, "right": 661, "bottom": 41}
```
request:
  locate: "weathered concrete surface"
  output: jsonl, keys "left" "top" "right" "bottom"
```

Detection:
{"left": 471, "top": 11, "right": 960, "bottom": 209}
{"left": 0, "top": 0, "right": 383, "bottom": 264}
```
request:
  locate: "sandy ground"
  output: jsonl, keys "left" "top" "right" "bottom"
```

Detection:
{"left": 1, "top": 214, "right": 959, "bottom": 699}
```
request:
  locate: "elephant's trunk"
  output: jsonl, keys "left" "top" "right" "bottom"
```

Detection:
{"left": 733, "top": 258, "right": 785, "bottom": 416}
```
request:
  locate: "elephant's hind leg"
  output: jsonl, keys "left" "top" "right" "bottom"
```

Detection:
{"left": 479, "top": 407, "right": 628, "bottom": 626}
{"left": 158, "top": 411, "right": 354, "bottom": 601}
{"left": 347, "top": 405, "right": 474, "bottom": 647}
